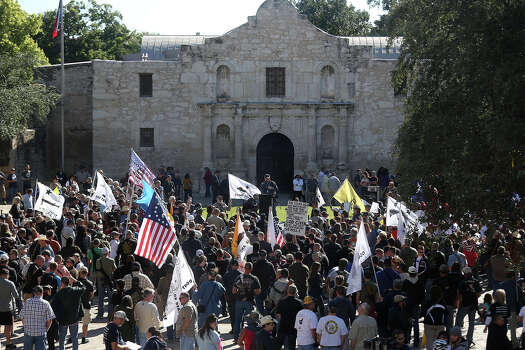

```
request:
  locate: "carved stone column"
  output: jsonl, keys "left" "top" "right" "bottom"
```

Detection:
{"left": 306, "top": 105, "right": 318, "bottom": 173}
{"left": 232, "top": 104, "right": 247, "bottom": 177}
{"left": 201, "top": 105, "right": 214, "bottom": 170}
{"left": 337, "top": 106, "right": 347, "bottom": 167}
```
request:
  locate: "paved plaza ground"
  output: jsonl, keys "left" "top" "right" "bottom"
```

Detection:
{"left": 0, "top": 293, "right": 516, "bottom": 350}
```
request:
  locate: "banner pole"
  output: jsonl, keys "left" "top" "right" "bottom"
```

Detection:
{"left": 60, "top": 0, "right": 65, "bottom": 170}
{"left": 370, "top": 256, "right": 382, "bottom": 298}
{"left": 33, "top": 178, "right": 38, "bottom": 213}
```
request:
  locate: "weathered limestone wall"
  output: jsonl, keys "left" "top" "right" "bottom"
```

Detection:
{"left": 351, "top": 59, "right": 403, "bottom": 171}
{"left": 37, "top": 62, "right": 93, "bottom": 177}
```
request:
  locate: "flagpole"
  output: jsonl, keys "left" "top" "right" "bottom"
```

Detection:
{"left": 88, "top": 169, "right": 97, "bottom": 209}
{"left": 370, "top": 256, "right": 382, "bottom": 298}
{"left": 33, "top": 178, "right": 38, "bottom": 212}
{"left": 60, "top": 0, "right": 65, "bottom": 171}
{"left": 125, "top": 149, "right": 137, "bottom": 234}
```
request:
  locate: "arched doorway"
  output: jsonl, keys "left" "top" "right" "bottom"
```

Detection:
{"left": 256, "top": 133, "right": 294, "bottom": 192}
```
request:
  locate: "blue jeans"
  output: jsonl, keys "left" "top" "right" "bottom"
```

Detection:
{"left": 410, "top": 306, "right": 421, "bottom": 346}
{"left": 137, "top": 331, "right": 147, "bottom": 346}
{"left": 166, "top": 325, "right": 174, "bottom": 341}
{"left": 255, "top": 287, "right": 270, "bottom": 315}
{"left": 8, "top": 186, "right": 17, "bottom": 202}
{"left": 24, "top": 334, "right": 47, "bottom": 350}
{"left": 59, "top": 323, "right": 78, "bottom": 350}
{"left": 298, "top": 345, "right": 316, "bottom": 350}
{"left": 97, "top": 278, "right": 113, "bottom": 317}
{"left": 180, "top": 334, "right": 195, "bottom": 350}
{"left": 455, "top": 305, "right": 476, "bottom": 344}
{"left": 233, "top": 300, "right": 255, "bottom": 340}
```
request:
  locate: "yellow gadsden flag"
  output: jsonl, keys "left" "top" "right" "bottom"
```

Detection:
{"left": 232, "top": 213, "right": 244, "bottom": 258}
{"left": 333, "top": 178, "right": 366, "bottom": 212}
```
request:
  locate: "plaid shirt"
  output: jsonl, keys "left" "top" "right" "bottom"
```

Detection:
{"left": 123, "top": 271, "right": 154, "bottom": 291}
{"left": 20, "top": 296, "right": 55, "bottom": 336}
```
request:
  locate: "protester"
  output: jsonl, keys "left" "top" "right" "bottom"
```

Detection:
{"left": 134, "top": 288, "right": 162, "bottom": 346}
{"left": 20, "top": 285, "right": 55, "bottom": 350}
{"left": 52, "top": 276, "right": 85, "bottom": 350}
{"left": 196, "top": 313, "right": 221, "bottom": 350}
{"left": 348, "top": 303, "right": 377, "bottom": 350}
{"left": 103, "top": 310, "right": 128, "bottom": 350}
{"left": 232, "top": 262, "right": 261, "bottom": 341}
{"left": 195, "top": 269, "right": 226, "bottom": 327}
{"left": 316, "top": 305, "right": 348, "bottom": 350}
{"left": 176, "top": 291, "right": 198, "bottom": 350}
{"left": 0, "top": 267, "right": 20, "bottom": 349}
{"left": 252, "top": 315, "right": 280, "bottom": 350}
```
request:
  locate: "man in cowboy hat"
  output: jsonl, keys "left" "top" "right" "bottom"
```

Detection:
{"left": 253, "top": 315, "right": 280, "bottom": 350}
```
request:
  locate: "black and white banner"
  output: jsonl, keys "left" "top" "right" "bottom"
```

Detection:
{"left": 34, "top": 182, "right": 65, "bottom": 220}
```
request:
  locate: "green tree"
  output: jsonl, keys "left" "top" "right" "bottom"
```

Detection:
{"left": 292, "top": 0, "right": 371, "bottom": 36}
{"left": 0, "top": 0, "right": 48, "bottom": 64}
{"left": 0, "top": 53, "right": 60, "bottom": 141}
{"left": 33, "top": 0, "right": 142, "bottom": 64}
{"left": 390, "top": 0, "right": 525, "bottom": 221}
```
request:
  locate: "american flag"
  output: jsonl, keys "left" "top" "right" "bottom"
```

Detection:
{"left": 134, "top": 193, "right": 177, "bottom": 267}
{"left": 276, "top": 228, "right": 284, "bottom": 247}
{"left": 129, "top": 150, "right": 156, "bottom": 187}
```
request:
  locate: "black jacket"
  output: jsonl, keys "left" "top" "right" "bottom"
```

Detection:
{"left": 252, "top": 329, "right": 280, "bottom": 350}
{"left": 252, "top": 260, "right": 276, "bottom": 290}
{"left": 52, "top": 283, "right": 85, "bottom": 325}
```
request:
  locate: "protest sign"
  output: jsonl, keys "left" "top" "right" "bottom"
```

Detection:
{"left": 284, "top": 201, "right": 308, "bottom": 236}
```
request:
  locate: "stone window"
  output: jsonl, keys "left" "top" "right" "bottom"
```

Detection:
{"left": 320, "top": 125, "right": 335, "bottom": 158}
{"left": 216, "top": 65, "right": 230, "bottom": 100}
{"left": 266, "top": 67, "right": 285, "bottom": 97}
{"left": 139, "top": 73, "right": 153, "bottom": 97}
{"left": 140, "top": 128, "right": 154, "bottom": 147}
{"left": 321, "top": 66, "right": 335, "bottom": 99}
{"left": 215, "top": 124, "right": 232, "bottom": 159}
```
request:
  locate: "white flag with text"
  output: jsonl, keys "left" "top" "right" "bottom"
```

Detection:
{"left": 347, "top": 221, "right": 371, "bottom": 295}
{"left": 34, "top": 182, "right": 65, "bottom": 220}
{"left": 91, "top": 172, "right": 118, "bottom": 211}
{"left": 163, "top": 249, "right": 196, "bottom": 327}
{"left": 316, "top": 187, "right": 325, "bottom": 207}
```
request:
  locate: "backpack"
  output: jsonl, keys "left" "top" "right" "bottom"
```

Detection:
{"left": 424, "top": 304, "right": 446, "bottom": 325}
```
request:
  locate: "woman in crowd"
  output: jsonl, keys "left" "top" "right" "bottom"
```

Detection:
{"left": 196, "top": 314, "right": 221, "bottom": 350}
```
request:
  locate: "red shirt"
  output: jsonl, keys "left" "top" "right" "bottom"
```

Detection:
{"left": 462, "top": 249, "right": 478, "bottom": 267}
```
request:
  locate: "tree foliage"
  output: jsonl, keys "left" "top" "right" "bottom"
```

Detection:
{"left": 0, "top": 0, "right": 48, "bottom": 64}
{"left": 33, "top": 0, "right": 142, "bottom": 64}
{"left": 0, "top": 53, "right": 60, "bottom": 141}
{"left": 390, "top": 0, "right": 525, "bottom": 220}
{"left": 292, "top": 0, "right": 371, "bottom": 36}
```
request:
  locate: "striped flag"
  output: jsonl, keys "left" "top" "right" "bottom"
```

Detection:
{"left": 276, "top": 227, "right": 285, "bottom": 247}
{"left": 267, "top": 207, "right": 284, "bottom": 248}
{"left": 134, "top": 192, "right": 176, "bottom": 267}
{"left": 129, "top": 150, "right": 156, "bottom": 188}
{"left": 52, "top": 0, "right": 62, "bottom": 39}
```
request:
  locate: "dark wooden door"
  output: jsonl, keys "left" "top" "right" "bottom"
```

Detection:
{"left": 256, "top": 133, "right": 294, "bottom": 192}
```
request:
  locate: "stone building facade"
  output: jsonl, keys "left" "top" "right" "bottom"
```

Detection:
{"left": 39, "top": 0, "right": 403, "bottom": 191}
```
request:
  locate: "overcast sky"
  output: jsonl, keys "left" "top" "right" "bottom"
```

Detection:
{"left": 19, "top": 0, "right": 383, "bottom": 36}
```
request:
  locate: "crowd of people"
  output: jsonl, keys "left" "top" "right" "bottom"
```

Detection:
{"left": 0, "top": 164, "right": 523, "bottom": 350}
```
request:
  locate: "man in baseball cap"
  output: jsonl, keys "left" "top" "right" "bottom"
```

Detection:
{"left": 295, "top": 296, "right": 317, "bottom": 350}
